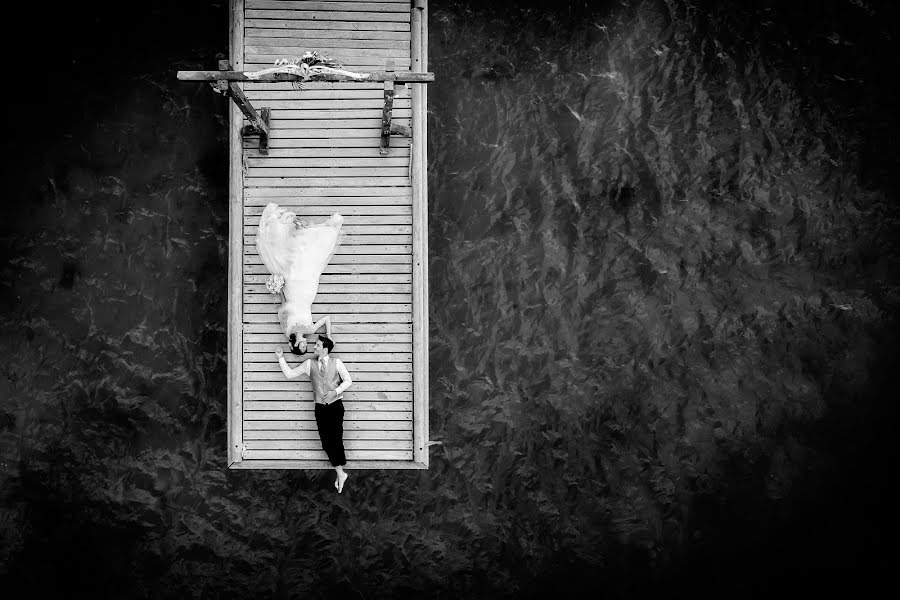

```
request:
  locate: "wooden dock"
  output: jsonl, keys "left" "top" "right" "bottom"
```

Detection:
{"left": 225, "top": 0, "right": 428, "bottom": 469}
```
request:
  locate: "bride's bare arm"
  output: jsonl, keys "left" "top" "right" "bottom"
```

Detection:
{"left": 311, "top": 315, "right": 332, "bottom": 337}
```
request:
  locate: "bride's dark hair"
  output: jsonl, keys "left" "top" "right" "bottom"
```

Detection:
{"left": 288, "top": 333, "right": 306, "bottom": 355}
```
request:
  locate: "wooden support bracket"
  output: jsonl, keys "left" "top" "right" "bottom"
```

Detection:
{"left": 216, "top": 59, "right": 270, "bottom": 154}
{"left": 380, "top": 61, "right": 411, "bottom": 155}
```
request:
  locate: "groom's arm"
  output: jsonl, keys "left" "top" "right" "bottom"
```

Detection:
{"left": 278, "top": 356, "right": 311, "bottom": 379}
{"left": 334, "top": 359, "right": 353, "bottom": 394}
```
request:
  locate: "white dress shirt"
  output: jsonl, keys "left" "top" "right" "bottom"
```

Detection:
{"left": 278, "top": 354, "right": 352, "bottom": 395}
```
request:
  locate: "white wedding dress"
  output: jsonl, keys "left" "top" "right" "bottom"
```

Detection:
{"left": 256, "top": 202, "right": 343, "bottom": 338}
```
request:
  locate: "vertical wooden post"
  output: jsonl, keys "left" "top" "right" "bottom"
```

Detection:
{"left": 411, "top": 0, "right": 429, "bottom": 468}
{"left": 227, "top": 0, "right": 245, "bottom": 467}
{"left": 380, "top": 61, "right": 395, "bottom": 155}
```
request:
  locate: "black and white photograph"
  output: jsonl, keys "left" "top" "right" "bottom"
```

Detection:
{"left": 1, "top": 0, "right": 898, "bottom": 597}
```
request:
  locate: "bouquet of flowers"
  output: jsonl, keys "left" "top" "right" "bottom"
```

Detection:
{"left": 274, "top": 51, "right": 343, "bottom": 70}
{"left": 244, "top": 50, "right": 369, "bottom": 84}
{"left": 265, "top": 274, "right": 285, "bottom": 295}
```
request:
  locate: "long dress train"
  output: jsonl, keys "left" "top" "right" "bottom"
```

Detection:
{"left": 255, "top": 202, "right": 343, "bottom": 338}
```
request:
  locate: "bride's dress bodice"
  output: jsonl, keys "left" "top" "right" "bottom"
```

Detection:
{"left": 256, "top": 203, "right": 343, "bottom": 337}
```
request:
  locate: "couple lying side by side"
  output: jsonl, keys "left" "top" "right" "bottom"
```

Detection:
{"left": 258, "top": 202, "right": 351, "bottom": 493}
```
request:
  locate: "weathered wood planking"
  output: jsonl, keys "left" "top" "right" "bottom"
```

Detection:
{"left": 231, "top": 0, "right": 427, "bottom": 470}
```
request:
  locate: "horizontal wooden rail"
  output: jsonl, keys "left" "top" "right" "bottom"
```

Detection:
{"left": 177, "top": 70, "right": 434, "bottom": 83}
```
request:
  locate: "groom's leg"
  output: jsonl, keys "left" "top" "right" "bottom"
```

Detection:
{"left": 315, "top": 402, "right": 343, "bottom": 466}
{"left": 314, "top": 403, "right": 334, "bottom": 463}
{"left": 332, "top": 401, "right": 346, "bottom": 466}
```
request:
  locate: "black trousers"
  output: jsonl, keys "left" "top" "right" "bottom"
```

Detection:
{"left": 314, "top": 400, "right": 346, "bottom": 467}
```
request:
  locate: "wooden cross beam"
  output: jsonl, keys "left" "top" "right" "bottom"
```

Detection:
{"left": 178, "top": 70, "right": 435, "bottom": 83}
{"left": 177, "top": 62, "right": 434, "bottom": 156}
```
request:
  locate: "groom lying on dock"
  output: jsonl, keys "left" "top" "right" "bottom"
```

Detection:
{"left": 275, "top": 335, "right": 352, "bottom": 493}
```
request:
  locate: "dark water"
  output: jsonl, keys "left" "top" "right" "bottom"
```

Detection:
{"left": 2, "top": 0, "right": 899, "bottom": 597}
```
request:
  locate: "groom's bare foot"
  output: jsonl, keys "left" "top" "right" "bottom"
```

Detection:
{"left": 336, "top": 471, "right": 348, "bottom": 493}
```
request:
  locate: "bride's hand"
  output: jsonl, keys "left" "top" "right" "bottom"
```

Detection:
{"left": 275, "top": 348, "right": 284, "bottom": 359}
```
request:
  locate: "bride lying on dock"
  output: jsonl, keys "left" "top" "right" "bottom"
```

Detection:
{"left": 256, "top": 202, "right": 344, "bottom": 353}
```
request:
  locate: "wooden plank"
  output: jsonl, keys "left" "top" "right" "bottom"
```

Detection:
{"left": 247, "top": 1, "right": 411, "bottom": 10}
{"left": 244, "top": 233, "right": 411, "bottom": 246}
{"left": 246, "top": 29, "right": 410, "bottom": 40}
{"left": 245, "top": 383, "right": 412, "bottom": 394}
{"left": 259, "top": 129, "right": 407, "bottom": 140}
{"left": 245, "top": 398, "right": 412, "bottom": 408}
{"left": 244, "top": 156, "right": 409, "bottom": 167}
{"left": 244, "top": 186, "right": 409, "bottom": 197}
{"left": 247, "top": 1, "right": 410, "bottom": 10}
{"left": 246, "top": 167, "right": 409, "bottom": 178}
{"left": 245, "top": 19, "right": 410, "bottom": 31}
{"left": 243, "top": 81, "right": 404, "bottom": 91}
{"left": 244, "top": 419, "right": 412, "bottom": 431}
{"left": 245, "top": 265, "right": 412, "bottom": 277}
{"left": 411, "top": 0, "right": 429, "bottom": 467}
{"left": 245, "top": 214, "right": 412, "bottom": 225}
{"left": 244, "top": 315, "right": 412, "bottom": 326}
{"left": 241, "top": 450, "right": 413, "bottom": 460}
{"left": 245, "top": 340, "right": 412, "bottom": 352}
{"left": 245, "top": 430, "right": 411, "bottom": 440}
{"left": 245, "top": 361, "right": 412, "bottom": 372}
{"left": 244, "top": 243, "right": 410, "bottom": 255}
{"left": 244, "top": 370, "right": 411, "bottom": 382}
{"left": 245, "top": 195, "right": 410, "bottom": 205}
{"left": 241, "top": 99, "right": 411, "bottom": 110}
{"left": 245, "top": 217, "right": 413, "bottom": 228}
{"left": 228, "top": 0, "right": 245, "bottom": 467}
{"left": 244, "top": 293, "right": 411, "bottom": 305}
{"left": 244, "top": 273, "right": 411, "bottom": 284}
{"left": 243, "top": 288, "right": 413, "bottom": 301}
{"left": 245, "top": 37, "right": 408, "bottom": 50}
{"left": 260, "top": 118, "right": 412, "bottom": 130}
{"left": 245, "top": 410, "right": 411, "bottom": 421}
{"left": 245, "top": 254, "right": 412, "bottom": 265}
{"left": 243, "top": 340, "right": 415, "bottom": 358}
{"left": 246, "top": 257, "right": 412, "bottom": 267}
{"left": 244, "top": 147, "right": 410, "bottom": 158}
{"left": 244, "top": 439, "right": 413, "bottom": 450}
{"left": 244, "top": 136, "right": 411, "bottom": 148}
{"left": 244, "top": 330, "right": 411, "bottom": 342}
{"left": 244, "top": 88, "right": 410, "bottom": 100}
{"left": 245, "top": 10, "right": 410, "bottom": 22}
{"left": 246, "top": 47, "right": 410, "bottom": 58}
{"left": 244, "top": 352, "right": 412, "bottom": 362}
{"left": 244, "top": 55, "right": 411, "bottom": 64}
{"left": 230, "top": 459, "right": 426, "bottom": 469}
{"left": 246, "top": 212, "right": 412, "bottom": 223}
{"left": 249, "top": 109, "right": 412, "bottom": 120}
{"left": 244, "top": 176, "right": 410, "bottom": 186}
{"left": 242, "top": 324, "right": 411, "bottom": 335}
{"left": 242, "top": 301, "right": 412, "bottom": 313}
{"left": 245, "top": 229, "right": 413, "bottom": 241}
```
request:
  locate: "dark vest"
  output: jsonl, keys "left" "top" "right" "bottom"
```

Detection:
{"left": 309, "top": 356, "right": 344, "bottom": 404}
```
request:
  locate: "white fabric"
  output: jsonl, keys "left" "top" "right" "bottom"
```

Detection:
{"left": 256, "top": 202, "right": 343, "bottom": 337}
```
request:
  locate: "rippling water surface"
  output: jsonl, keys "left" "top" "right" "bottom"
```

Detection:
{"left": 1, "top": 0, "right": 898, "bottom": 597}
